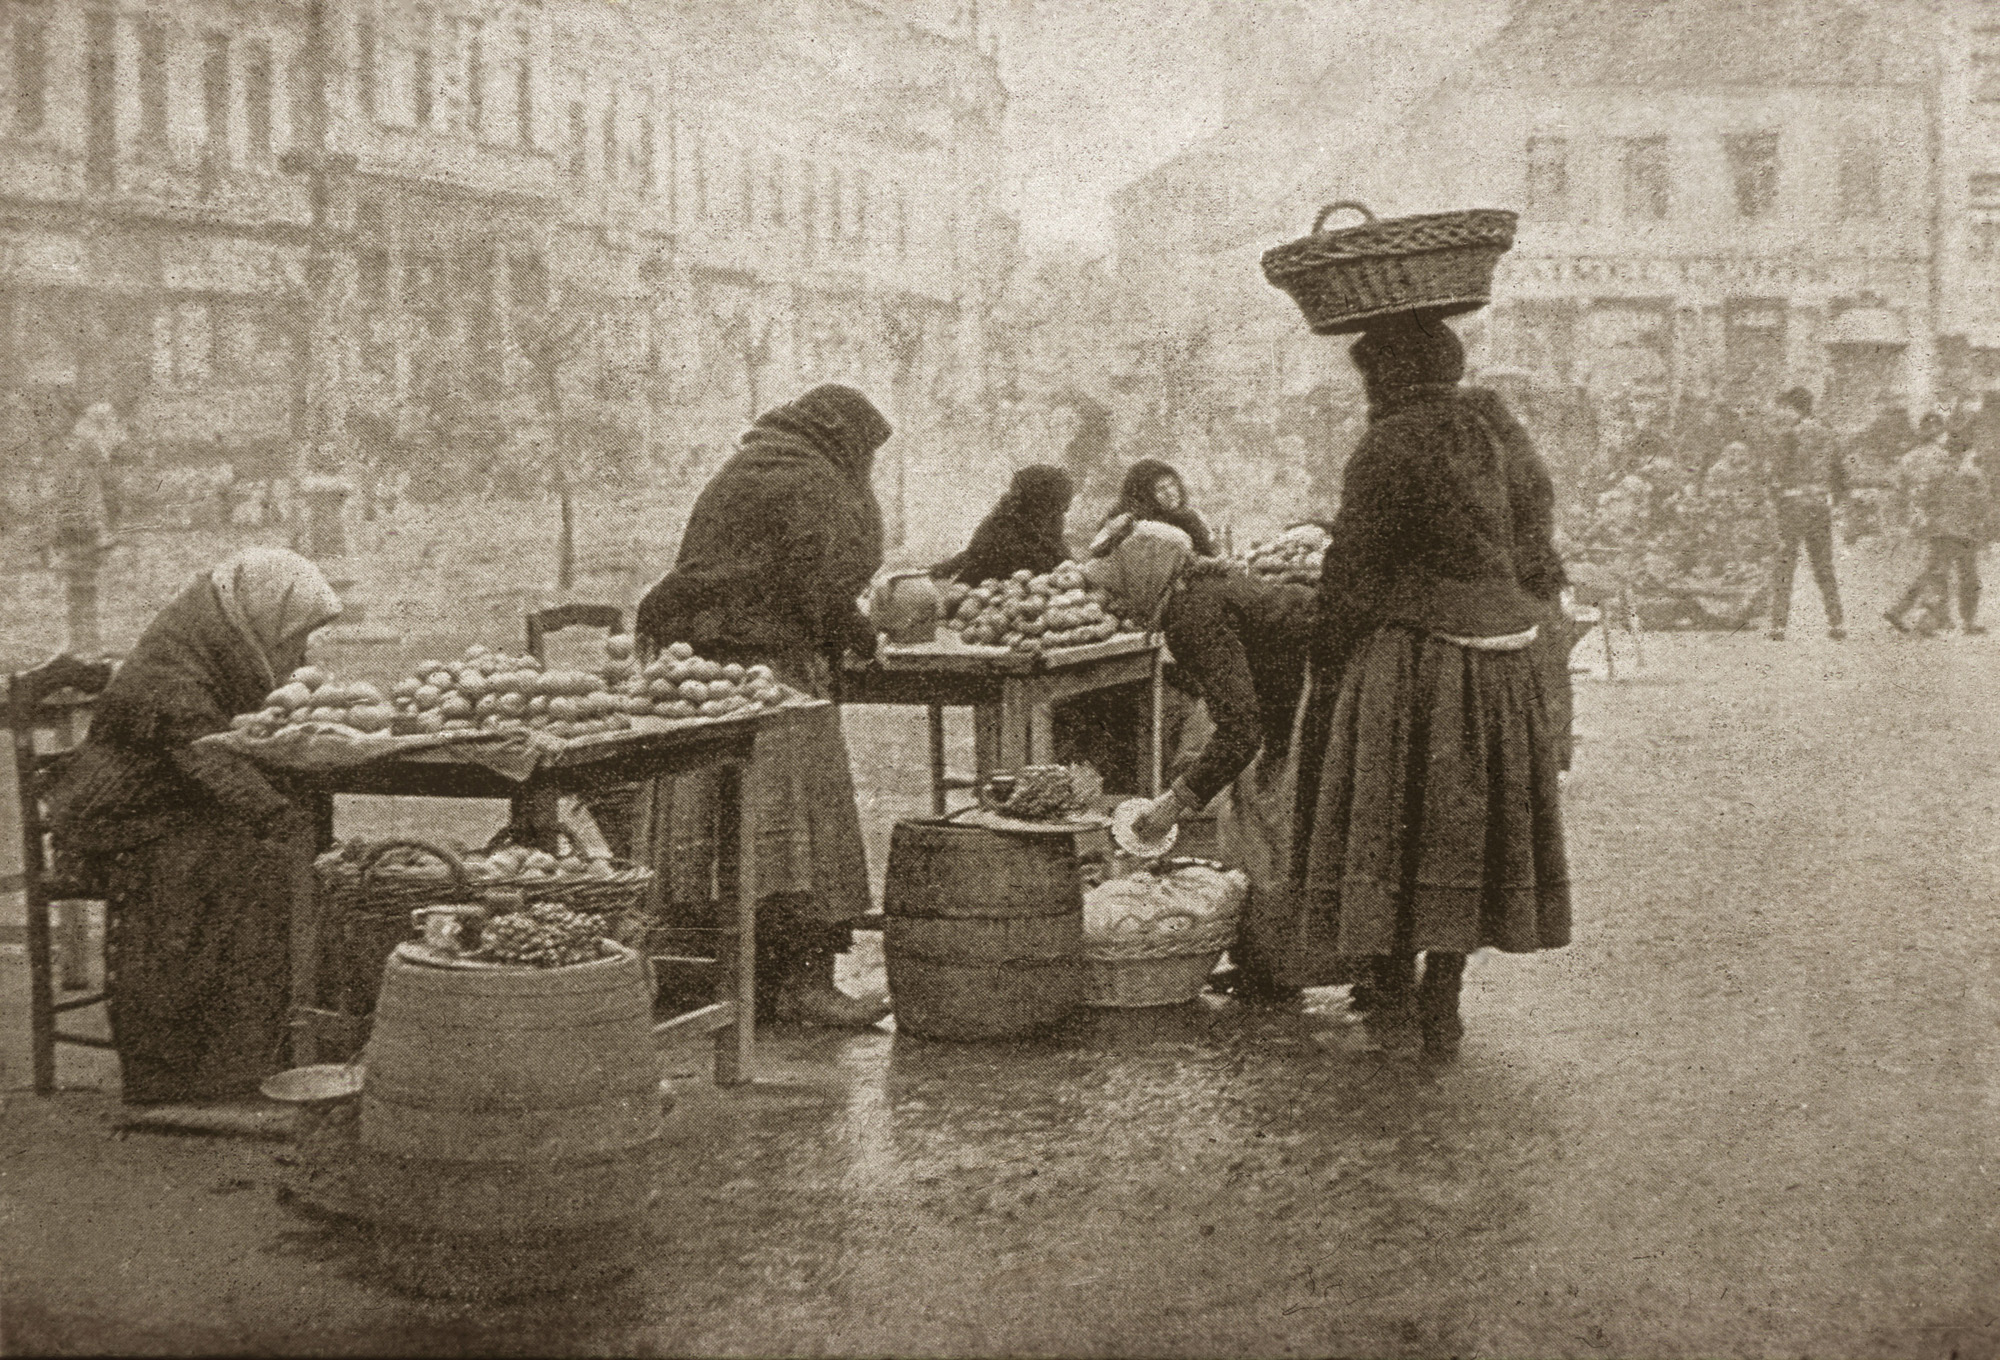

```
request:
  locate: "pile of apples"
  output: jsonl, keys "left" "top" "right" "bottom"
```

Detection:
{"left": 940, "top": 562, "right": 1134, "bottom": 654}
{"left": 384, "top": 643, "right": 638, "bottom": 740}
{"left": 463, "top": 843, "right": 621, "bottom": 883}
{"left": 635, "top": 641, "right": 788, "bottom": 719}
{"left": 232, "top": 666, "right": 393, "bottom": 738}
{"left": 1238, "top": 525, "right": 1330, "bottom": 587}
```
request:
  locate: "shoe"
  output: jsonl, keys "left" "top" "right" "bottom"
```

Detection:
{"left": 1765, "top": 628, "right": 1785, "bottom": 641}
{"left": 1416, "top": 951, "right": 1467, "bottom": 1060}
{"left": 771, "top": 951, "right": 891, "bottom": 1029}
{"left": 1828, "top": 626, "right": 1846, "bottom": 641}
{"left": 1967, "top": 624, "right": 1989, "bottom": 636}
{"left": 1883, "top": 610, "right": 1908, "bottom": 634}
{"left": 1207, "top": 964, "right": 1302, "bottom": 1005}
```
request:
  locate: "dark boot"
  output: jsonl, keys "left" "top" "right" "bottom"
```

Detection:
{"left": 1416, "top": 951, "right": 1467, "bottom": 1058}
{"left": 772, "top": 947, "right": 890, "bottom": 1029}
{"left": 1351, "top": 953, "right": 1419, "bottom": 1052}
{"left": 1347, "top": 952, "right": 1415, "bottom": 1017}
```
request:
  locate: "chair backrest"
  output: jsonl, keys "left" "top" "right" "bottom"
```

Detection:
{"left": 8, "top": 654, "right": 116, "bottom": 904}
{"left": 525, "top": 603, "right": 624, "bottom": 661}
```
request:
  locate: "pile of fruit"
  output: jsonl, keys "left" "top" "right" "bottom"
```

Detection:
{"left": 381, "top": 637, "right": 786, "bottom": 739}
{"left": 231, "top": 667, "right": 393, "bottom": 738}
{"left": 462, "top": 843, "right": 621, "bottom": 883}
{"left": 989, "top": 764, "right": 1100, "bottom": 822}
{"left": 939, "top": 563, "right": 1135, "bottom": 654}
{"left": 476, "top": 902, "right": 606, "bottom": 968}
{"left": 1237, "top": 524, "right": 1331, "bottom": 587}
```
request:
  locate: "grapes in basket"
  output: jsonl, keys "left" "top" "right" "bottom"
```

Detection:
{"left": 477, "top": 903, "right": 607, "bottom": 968}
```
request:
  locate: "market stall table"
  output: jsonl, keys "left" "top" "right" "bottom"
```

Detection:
{"left": 839, "top": 633, "right": 1168, "bottom": 815}
{"left": 236, "top": 704, "right": 828, "bottom": 1085}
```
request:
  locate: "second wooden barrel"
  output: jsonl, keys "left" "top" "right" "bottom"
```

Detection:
{"left": 354, "top": 944, "right": 664, "bottom": 1245}
{"left": 882, "top": 819, "right": 1103, "bottom": 1041}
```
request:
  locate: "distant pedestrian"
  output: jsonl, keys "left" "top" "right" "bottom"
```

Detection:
{"left": 1763, "top": 387, "right": 1847, "bottom": 641}
{"left": 1885, "top": 415, "right": 1988, "bottom": 636}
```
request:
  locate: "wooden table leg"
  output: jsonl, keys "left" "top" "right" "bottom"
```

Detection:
{"left": 927, "top": 704, "right": 947, "bottom": 817}
{"left": 972, "top": 703, "right": 1003, "bottom": 782}
{"left": 510, "top": 786, "right": 563, "bottom": 853}
{"left": 715, "top": 759, "right": 756, "bottom": 1086}
{"left": 997, "top": 679, "right": 1034, "bottom": 771}
{"left": 1149, "top": 645, "right": 1166, "bottom": 796}
{"left": 288, "top": 791, "right": 335, "bottom": 1069}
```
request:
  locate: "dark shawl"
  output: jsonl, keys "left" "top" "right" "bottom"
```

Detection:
{"left": 938, "top": 464, "right": 1074, "bottom": 584}
{"left": 1105, "top": 458, "right": 1218, "bottom": 557}
{"left": 53, "top": 576, "right": 295, "bottom": 854}
{"left": 1310, "top": 319, "right": 1565, "bottom": 680}
{"left": 637, "top": 384, "right": 890, "bottom": 668}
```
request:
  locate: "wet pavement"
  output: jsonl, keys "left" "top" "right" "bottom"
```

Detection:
{"left": 4, "top": 625, "right": 1999, "bottom": 1357}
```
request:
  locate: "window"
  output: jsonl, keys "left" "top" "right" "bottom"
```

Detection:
{"left": 1840, "top": 136, "right": 1882, "bottom": 220}
{"left": 1969, "top": 219, "right": 2000, "bottom": 259}
{"left": 137, "top": 20, "right": 169, "bottom": 150}
{"left": 203, "top": 33, "right": 231, "bottom": 161}
{"left": 602, "top": 99, "right": 618, "bottom": 186}
{"left": 855, "top": 168, "right": 871, "bottom": 242}
{"left": 737, "top": 146, "right": 752, "bottom": 224}
{"left": 1725, "top": 131, "right": 1779, "bottom": 219}
{"left": 464, "top": 20, "right": 483, "bottom": 135}
{"left": 638, "top": 116, "right": 654, "bottom": 192}
{"left": 288, "top": 54, "right": 314, "bottom": 152}
{"left": 411, "top": 21, "right": 432, "bottom": 128}
{"left": 356, "top": 18, "right": 376, "bottom": 121}
{"left": 566, "top": 98, "right": 586, "bottom": 178}
{"left": 12, "top": 3, "right": 47, "bottom": 134}
{"left": 508, "top": 251, "right": 547, "bottom": 315}
{"left": 513, "top": 29, "right": 532, "bottom": 145}
{"left": 766, "top": 156, "right": 785, "bottom": 227}
{"left": 170, "top": 302, "right": 213, "bottom": 386}
{"left": 1975, "top": 30, "right": 2000, "bottom": 103}
{"left": 244, "top": 40, "right": 273, "bottom": 163}
{"left": 1525, "top": 135, "right": 1568, "bottom": 220}
{"left": 896, "top": 188, "right": 909, "bottom": 259}
{"left": 1971, "top": 173, "right": 2000, "bottom": 209}
{"left": 828, "top": 166, "right": 845, "bottom": 240}
{"left": 1621, "top": 137, "right": 1670, "bottom": 220}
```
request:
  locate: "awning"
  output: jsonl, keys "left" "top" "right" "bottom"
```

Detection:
{"left": 1823, "top": 307, "right": 1906, "bottom": 347}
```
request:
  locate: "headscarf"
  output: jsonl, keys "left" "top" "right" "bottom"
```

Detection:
{"left": 739, "top": 383, "right": 893, "bottom": 489}
{"left": 1107, "top": 458, "right": 1216, "bottom": 556}
{"left": 1083, "top": 519, "right": 1194, "bottom": 628}
{"left": 1350, "top": 314, "right": 1467, "bottom": 414}
{"left": 210, "top": 547, "right": 343, "bottom": 691}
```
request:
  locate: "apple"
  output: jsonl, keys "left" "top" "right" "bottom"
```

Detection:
{"left": 347, "top": 704, "right": 394, "bottom": 734}
{"left": 267, "top": 682, "right": 314, "bottom": 711}
{"left": 605, "top": 634, "right": 635, "bottom": 660}
{"left": 549, "top": 696, "right": 580, "bottom": 722}
{"left": 474, "top": 694, "right": 500, "bottom": 718}
{"left": 496, "top": 692, "right": 529, "bottom": 718}
{"left": 440, "top": 693, "right": 474, "bottom": 719}
{"left": 289, "top": 666, "right": 329, "bottom": 690}
{"left": 667, "top": 642, "right": 694, "bottom": 661}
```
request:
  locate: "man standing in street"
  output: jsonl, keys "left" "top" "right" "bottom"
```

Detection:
{"left": 1765, "top": 387, "right": 1847, "bottom": 641}
{"left": 1885, "top": 413, "right": 1988, "bottom": 636}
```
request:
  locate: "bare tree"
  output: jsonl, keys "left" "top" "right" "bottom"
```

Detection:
{"left": 513, "top": 301, "right": 596, "bottom": 591}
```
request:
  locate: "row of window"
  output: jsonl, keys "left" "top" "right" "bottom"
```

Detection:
{"left": 1522, "top": 132, "right": 1884, "bottom": 223}
{"left": 2, "top": 6, "right": 920, "bottom": 260}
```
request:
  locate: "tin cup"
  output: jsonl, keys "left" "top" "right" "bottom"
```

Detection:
{"left": 411, "top": 904, "right": 487, "bottom": 953}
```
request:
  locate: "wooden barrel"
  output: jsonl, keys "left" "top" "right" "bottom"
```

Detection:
{"left": 882, "top": 820, "right": 1104, "bottom": 1041}
{"left": 352, "top": 944, "right": 663, "bottom": 1251}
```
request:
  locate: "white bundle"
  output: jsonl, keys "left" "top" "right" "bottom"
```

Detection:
{"left": 1082, "top": 862, "right": 1248, "bottom": 942}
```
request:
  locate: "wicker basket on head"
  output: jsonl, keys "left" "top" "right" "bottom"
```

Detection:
{"left": 1261, "top": 201, "right": 1518, "bottom": 335}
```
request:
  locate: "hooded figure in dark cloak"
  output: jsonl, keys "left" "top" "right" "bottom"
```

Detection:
{"left": 936, "top": 464, "right": 1076, "bottom": 584}
{"left": 1105, "top": 458, "right": 1219, "bottom": 557}
{"left": 638, "top": 384, "right": 892, "bottom": 1028}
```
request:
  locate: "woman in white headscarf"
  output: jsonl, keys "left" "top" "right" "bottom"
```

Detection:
{"left": 1084, "top": 517, "right": 1328, "bottom": 1000}
{"left": 54, "top": 548, "right": 341, "bottom": 1104}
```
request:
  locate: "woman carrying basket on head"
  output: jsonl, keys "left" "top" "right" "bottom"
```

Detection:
{"left": 1260, "top": 202, "right": 1572, "bottom": 1058}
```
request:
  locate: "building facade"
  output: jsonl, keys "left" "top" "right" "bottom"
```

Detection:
{"left": 1111, "top": 0, "right": 2000, "bottom": 444}
{"left": 0, "top": 0, "right": 1019, "bottom": 543}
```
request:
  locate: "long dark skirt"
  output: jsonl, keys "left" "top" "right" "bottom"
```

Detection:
{"left": 1300, "top": 626, "right": 1570, "bottom": 956}
{"left": 659, "top": 653, "right": 873, "bottom": 958}
{"left": 103, "top": 823, "right": 295, "bottom": 1105}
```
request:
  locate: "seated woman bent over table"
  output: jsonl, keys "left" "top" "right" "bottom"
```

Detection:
{"left": 51, "top": 548, "right": 340, "bottom": 1104}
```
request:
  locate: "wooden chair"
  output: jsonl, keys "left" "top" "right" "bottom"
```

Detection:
{"left": 525, "top": 603, "right": 624, "bottom": 662}
{"left": 10, "top": 654, "right": 118, "bottom": 1097}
